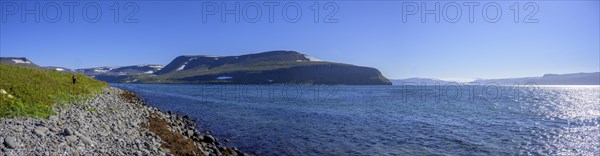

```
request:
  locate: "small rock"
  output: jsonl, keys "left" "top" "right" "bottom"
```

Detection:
{"left": 4, "top": 137, "right": 18, "bottom": 149}
{"left": 64, "top": 128, "right": 74, "bottom": 136}
{"left": 66, "top": 136, "right": 78, "bottom": 142}
{"left": 73, "top": 130, "right": 81, "bottom": 136}
{"left": 79, "top": 136, "right": 94, "bottom": 146}
{"left": 4, "top": 151, "right": 16, "bottom": 156}
{"left": 213, "top": 147, "right": 222, "bottom": 156}
{"left": 144, "top": 142, "right": 150, "bottom": 149}
{"left": 34, "top": 127, "right": 49, "bottom": 137}
{"left": 186, "top": 130, "right": 194, "bottom": 137}
{"left": 141, "top": 149, "right": 151, "bottom": 155}
{"left": 14, "top": 127, "right": 23, "bottom": 133}
{"left": 48, "top": 116, "right": 59, "bottom": 121}
{"left": 224, "top": 139, "right": 230, "bottom": 143}
{"left": 203, "top": 135, "right": 215, "bottom": 143}
{"left": 193, "top": 135, "right": 204, "bottom": 142}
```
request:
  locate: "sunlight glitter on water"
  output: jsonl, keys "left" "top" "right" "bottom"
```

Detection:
{"left": 114, "top": 84, "right": 600, "bottom": 155}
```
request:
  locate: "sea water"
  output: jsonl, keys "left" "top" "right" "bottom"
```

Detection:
{"left": 112, "top": 84, "right": 600, "bottom": 155}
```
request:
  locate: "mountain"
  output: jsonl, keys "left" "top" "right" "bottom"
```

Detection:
{"left": 1, "top": 57, "right": 73, "bottom": 72}
{"left": 390, "top": 78, "right": 458, "bottom": 85}
{"left": 0, "top": 57, "right": 164, "bottom": 82}
{"left": 0, "top": 57, "right": 38, "bottom": 68}
{"left": 132, "top": 51, "right": 391, "bottom": 85}
{"left": 75, "top": 65, "right": 164, "bottom": 82}
{"left": 473, "top": 72, "right": 600, "bottom": 85}
{"left": 41, "top": 66, "right": 76, "bottom": 72}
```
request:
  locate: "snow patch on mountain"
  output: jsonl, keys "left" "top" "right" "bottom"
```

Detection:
{"left": 149, "top": 65, "right": 164, "bottom": 69}
{"left": 303, "top": 55, "right": 323, "bottom": 62}
{"left": 12, "top": 59, "right": 31, "bottom": 64}
{"left": 177, "top": 64, "right": 186, "bottom": 71}
{"left": 94, "top": 69, "right": 109, "bottom": 73}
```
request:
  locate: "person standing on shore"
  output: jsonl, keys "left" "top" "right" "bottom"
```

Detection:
{"left": 72, "top": 74, "right": 77, "bottom": 84}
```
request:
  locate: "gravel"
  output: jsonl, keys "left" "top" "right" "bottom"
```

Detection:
{"left": 0, "top": 87, "right": 245, "bottom": 155}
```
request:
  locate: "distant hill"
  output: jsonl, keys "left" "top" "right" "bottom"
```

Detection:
{"left": 1, "top": 57, "right": 73, "bottom": 72}
{"left": 0, "top": 57, "right": 38, "bottom": 68}
{"left": 41, "top": 66, "right": 75, "bottom": 72}
{"left": 390, "top": 78, "right": 457, "bottom": 85}
{"left": 0, "top": 57, "right": 164, "bottom": 82}
{"left": 473, "top": 72, "right": 600, "bottom": 85}
{"left": 75, "top": 65, "right": 164, "bottom": 82}
{"left": 133, "top": 51, "right": 391, "bottom": 85}
{"left": 392, "top": 72, "right": 600, "bottom": 86}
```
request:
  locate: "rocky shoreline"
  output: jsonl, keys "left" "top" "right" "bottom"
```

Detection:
{"left": 0, "top": 87, "right": 245, "bottom": 156}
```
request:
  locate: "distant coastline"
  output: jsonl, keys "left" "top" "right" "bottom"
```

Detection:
{"left": 391, "top": 72, "right": 600, "bottom": 86}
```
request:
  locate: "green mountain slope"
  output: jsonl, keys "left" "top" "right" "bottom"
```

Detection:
{"left": 134, "top": 51, "right": 391, "bottom": 85}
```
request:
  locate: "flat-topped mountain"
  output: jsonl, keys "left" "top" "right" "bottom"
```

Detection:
{"left": 137, "top": 51, "right": 391, "bottom": 85}
{"left": 155, "top": 51, "right": 322, "bottom": 75}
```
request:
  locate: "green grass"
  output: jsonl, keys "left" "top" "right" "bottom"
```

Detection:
{"left": 0, "top": 64, "right": 108, "bottom": 118}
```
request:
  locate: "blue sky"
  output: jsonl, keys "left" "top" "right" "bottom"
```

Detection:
{"left": 1, "top": 1, "right": 598, "bottom": 81}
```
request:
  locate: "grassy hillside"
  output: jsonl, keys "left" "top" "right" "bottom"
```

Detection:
{"left": 140, "top": 61, "right": 333, "bottom": 83}
{"left": 0, "top": 64, "right": 108, "bottom": 118}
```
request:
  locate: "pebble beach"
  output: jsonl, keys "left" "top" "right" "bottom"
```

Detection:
{"left": 0, "top": 87, "right": 244, "bottom": 156}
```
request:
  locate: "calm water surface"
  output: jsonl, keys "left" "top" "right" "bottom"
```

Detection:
{"left": 113, "top": 84, "right": 600, "bottom": 155}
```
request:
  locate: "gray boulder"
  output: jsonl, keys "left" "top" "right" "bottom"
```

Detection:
{"left": 3, "top": 137, "right": 18, "bottom": 149}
